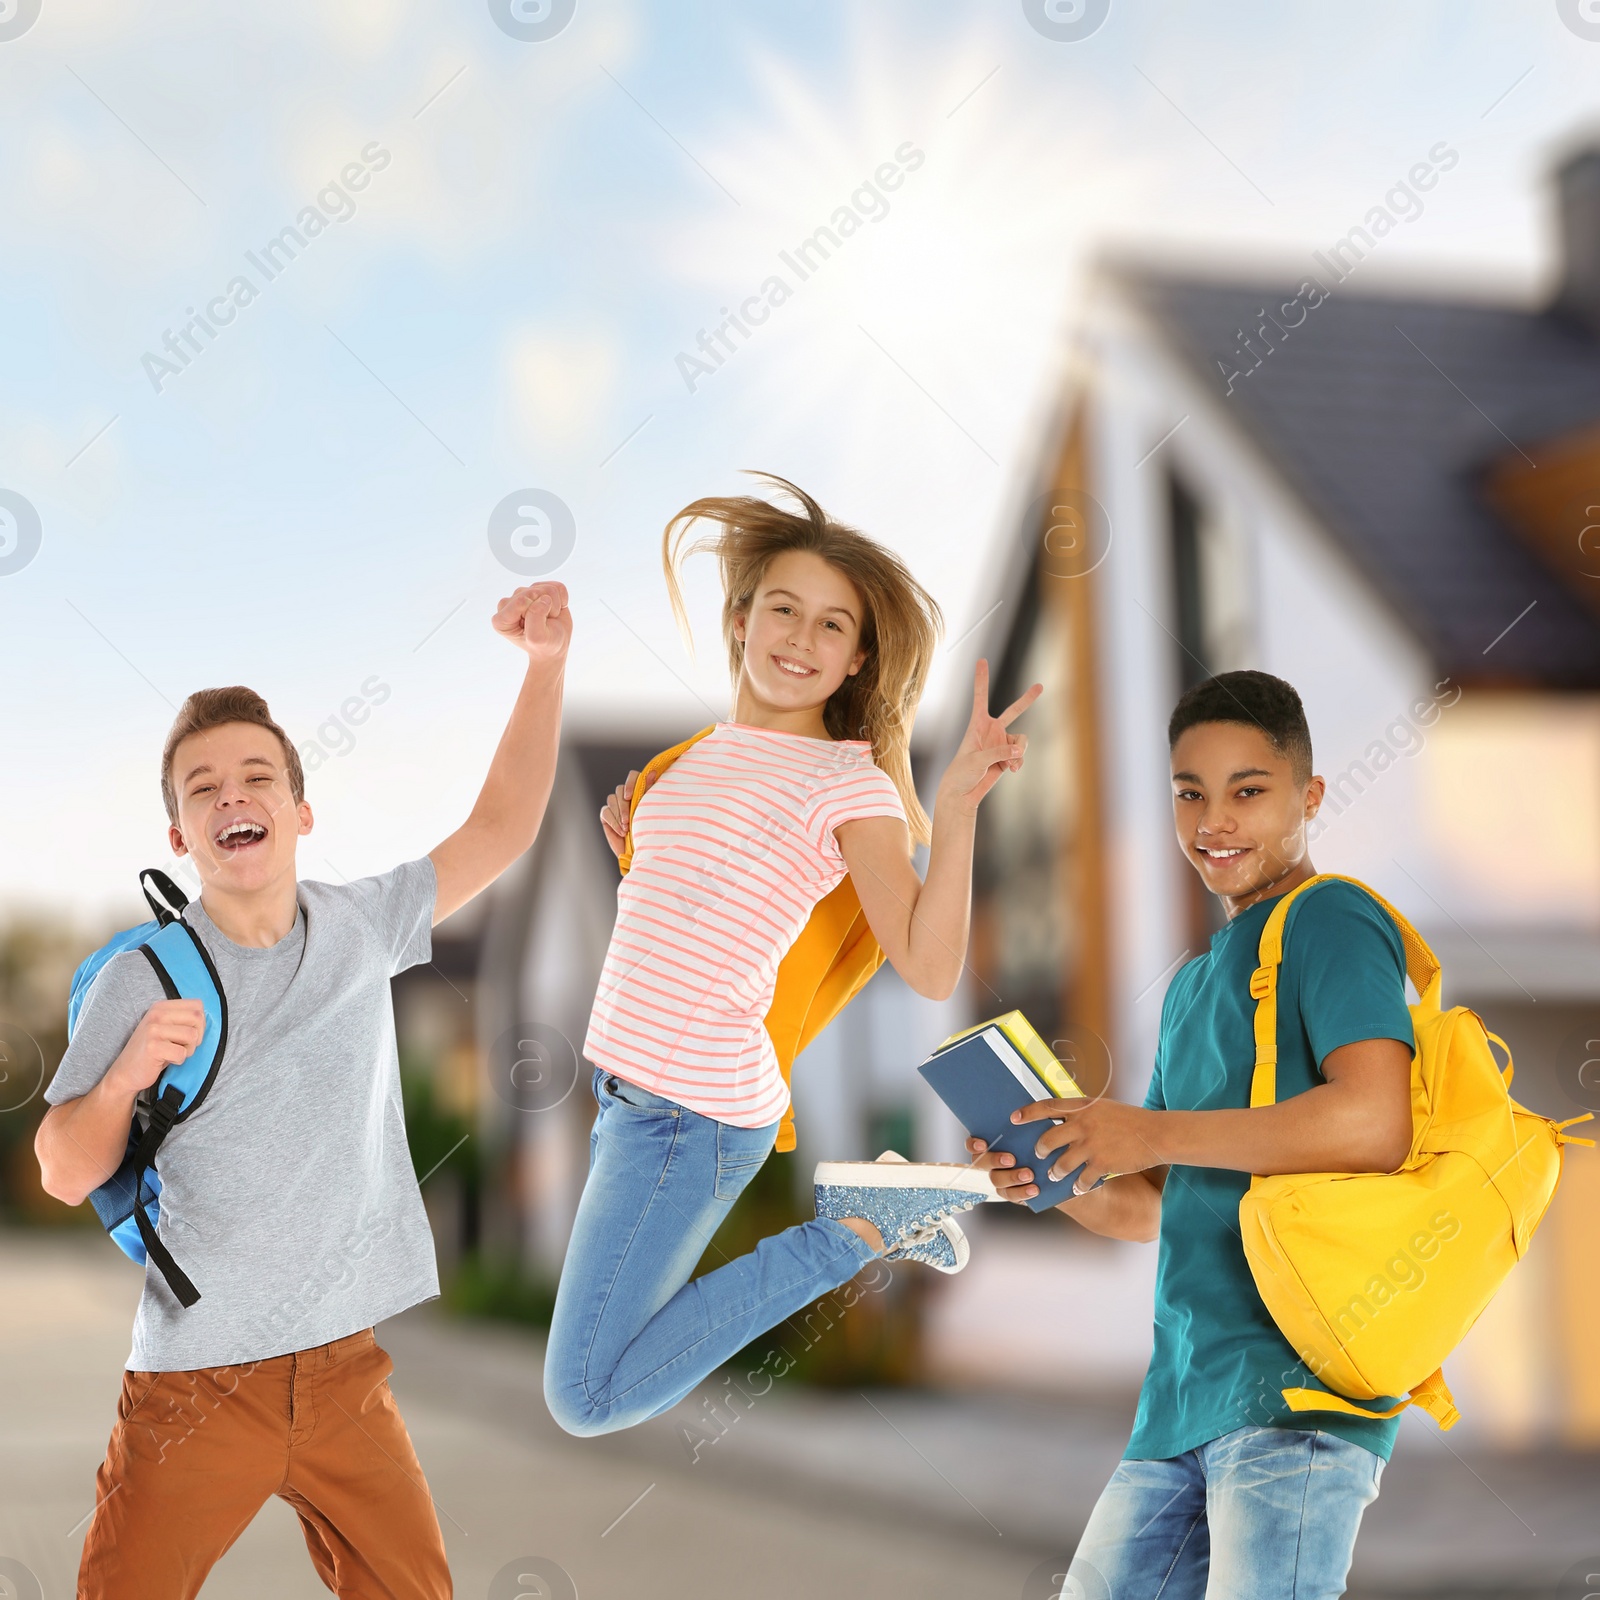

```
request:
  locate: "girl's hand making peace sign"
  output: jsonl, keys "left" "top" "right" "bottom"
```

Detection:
{"left": 937, "top": 659, "right": 1042, "bottom": 817}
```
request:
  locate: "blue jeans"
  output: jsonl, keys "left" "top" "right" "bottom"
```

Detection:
{"left": 1069, "top": 1426, "right": 1384, "bottom": 1599}
{"left": 543, "top": 1068, "right": 878, "bottom": 1436}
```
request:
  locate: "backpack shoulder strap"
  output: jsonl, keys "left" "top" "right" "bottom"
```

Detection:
{"left": 126, "top": 1082, "right": 201, "bottom": 1308}
{"left": 618, "top": 727, "right": 716, "bottom": 875}
{"left": 140, "top": 919, "right": 229, "bottom": 1121}
{"left": 1251, "top": 872, "right": 1442, "bottom": 1107}
{"left": 116, "top": 919, "right": 226, "bottom": 1310}
{"left": 1249, "top": 872, "right": 1439, "bottom": 1108}
{"left": 1249, "top": 876, "right": 1326, "bottom": 1108}
{"left": 86, "top": 876, "right": 224, "bottom": 1312}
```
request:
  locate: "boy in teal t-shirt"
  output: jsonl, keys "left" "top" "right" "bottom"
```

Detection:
{"left": 1130, "top": 876, "right": 1413, "bottom": 1464}
{"left": 971, "top": 670, "right": 1416, "bottom": 1600}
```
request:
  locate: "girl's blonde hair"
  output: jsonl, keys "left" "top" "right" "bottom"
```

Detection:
{"left": 663, "top": 473, "right": 943, "bottom": 844}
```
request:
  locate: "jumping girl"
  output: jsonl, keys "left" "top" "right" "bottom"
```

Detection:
{"left": 543, "top": 474, "right": 1040, "bottom": 1437}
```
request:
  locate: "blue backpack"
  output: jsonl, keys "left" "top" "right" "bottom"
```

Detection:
{"left": 67, "top": 869, "right": 228, "bottom": 1309}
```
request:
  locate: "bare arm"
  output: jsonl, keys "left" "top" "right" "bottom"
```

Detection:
{"left": 34, "top": 999, "right": 204, "bottom": 1207}
{"left": 1066, "top": 1167, "right": 1166, "bottom": 1242}
{"left": 430, "top": 583, "right": 571, "bottom": 925}
{"left": 1003, "top": 1036, "right": 1414, "bottom": 1192}
{"left": 964, "top": 1036, "right": 1411, "bottom": 1242}
{"left": 836, "top": 661, "right": 1041, "bottom": 1001}
{"left": 833, "top": 809, "right": 974, "bottom": 1002}
{"left": 968, "top": 1138, "right": 1166, "bottom": 1243}
{"left": 1141, "top": 1037, "right": 1414, "bottom": 1175}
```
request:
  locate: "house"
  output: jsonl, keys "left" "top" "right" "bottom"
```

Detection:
{"left": 920, "top": 142, "right": 1600, "bottom": 1447}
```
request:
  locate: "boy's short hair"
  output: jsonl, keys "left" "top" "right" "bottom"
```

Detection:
{"left": 1168, "top": 670, "right": 1313, "bottom": 783}
{"left": 161, "top": 687, "right": 305, "bottom": 825}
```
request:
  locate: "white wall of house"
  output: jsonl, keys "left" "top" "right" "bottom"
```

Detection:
{"left": 1087, "top": 280, "right": 1447, "bottom": 1107}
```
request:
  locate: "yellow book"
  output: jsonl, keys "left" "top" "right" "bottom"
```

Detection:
{"left": 938, "top": 1009, "right": 1084, "bottom": 1101}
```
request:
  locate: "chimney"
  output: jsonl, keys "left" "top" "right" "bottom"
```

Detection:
{"left": 1554, "top": 146, "right": 1600, "bottom": 336}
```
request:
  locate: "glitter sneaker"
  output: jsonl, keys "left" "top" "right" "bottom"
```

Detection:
{"left": 814, "top": 1152, "right": 995, "bottom": 1263}
{"left": 860, "top": 1153, "right": 970, "bottom": 1274}
{"left": 886, "top": 1216, "right": 969, "bottom": 1273}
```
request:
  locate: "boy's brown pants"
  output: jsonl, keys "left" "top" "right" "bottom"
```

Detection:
{"left": 77, "top": 1326, "right": 451, "bottom": 1599}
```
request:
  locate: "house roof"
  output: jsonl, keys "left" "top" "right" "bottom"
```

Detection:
{"left": 1113, "top": 265, "right": 1600, "bottom": 688}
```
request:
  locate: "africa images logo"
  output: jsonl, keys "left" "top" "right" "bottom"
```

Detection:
{"left": 0, "top": 488, "right": 43, "bottom": 577}
{"left": 0, "top": 0, "right": 41, "bottom": 43}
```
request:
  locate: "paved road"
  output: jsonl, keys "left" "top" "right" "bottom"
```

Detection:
{"left": 2, "top": 1230, "right": 1596, "bottom": 1599}
{"left": 0, "top": 1230, "right": 1068, "bottom": 1599}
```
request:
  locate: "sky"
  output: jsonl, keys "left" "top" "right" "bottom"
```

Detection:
{"left": 3, "top": 0, "right": 1598, "bottom": 919}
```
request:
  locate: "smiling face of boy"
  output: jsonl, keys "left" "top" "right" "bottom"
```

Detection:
{"left": 1170, "top": 720, "right": 1326, "bottom": 917}
{"left": 167, "top": 721, "right": 313, "bottom": 901}
{"left": 732, "top": 548, "right": 869, "bottom": 727}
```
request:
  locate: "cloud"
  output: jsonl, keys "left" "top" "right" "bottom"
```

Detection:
{"left": 505, "top": 325, "right": 621, "bottom": 453}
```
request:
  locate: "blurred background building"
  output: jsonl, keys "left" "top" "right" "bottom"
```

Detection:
{"left": 4, "top": 9, "right": 1599, "bottom": 1475}
{"left": 353, "top": 136, "right": 1600, "bottom": 1449}
{"left": 920, "top": 135, "right": 1600, "bottom": 1446}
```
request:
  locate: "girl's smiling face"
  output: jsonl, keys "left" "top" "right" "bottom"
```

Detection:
{"left": 733, "top": 549, "right": 869, "bottom": 722}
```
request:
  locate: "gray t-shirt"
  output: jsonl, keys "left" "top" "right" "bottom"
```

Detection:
{"left": 46, "top": 858, "right": 441, "bottom": 1371}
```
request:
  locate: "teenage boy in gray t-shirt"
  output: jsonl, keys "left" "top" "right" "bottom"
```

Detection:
{"left": 35, "top": 581, "right": 571, "bottom": 1600}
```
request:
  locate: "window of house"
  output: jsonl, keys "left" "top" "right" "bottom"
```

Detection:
{"left": 1166, "top": 464, "right": 1253, "bottom": 684}
{"left": 1166, "top": 464, "right": 1255, "bottom": 945}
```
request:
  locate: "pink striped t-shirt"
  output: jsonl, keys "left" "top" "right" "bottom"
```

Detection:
{"left": 582, "top": 722, "right": 907, "bottom": 1127}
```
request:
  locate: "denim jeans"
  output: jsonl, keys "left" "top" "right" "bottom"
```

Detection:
{"left": 543, "top": 1068, "right": 877, "bottom": 1436}
{"left": 1068, "top": 1425, "right": 1384, "bottom": 1599}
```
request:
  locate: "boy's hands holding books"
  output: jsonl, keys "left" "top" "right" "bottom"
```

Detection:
{"left": 965, "top": 1136, "right": 1040, "bottom": 1203}
{"left": 493, "top": 582, "right": 572, "bottom": 667}
{"left": 967, "top": 1126, "right": 1166, "bottom": 1242}
{"left": 937, "top": 659, "right": 1042, "bottom": 816}
{"left": 970, "top": 1097, "right": 1162, "bottom": 1197}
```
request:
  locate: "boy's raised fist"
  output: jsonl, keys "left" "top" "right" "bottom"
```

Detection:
{"left": 493, "top": 582, "right": 572, "bottom": 664}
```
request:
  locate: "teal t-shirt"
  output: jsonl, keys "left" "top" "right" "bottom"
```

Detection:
{"left": 1125, "top": 878, "right": 1416, "bottom": 1463}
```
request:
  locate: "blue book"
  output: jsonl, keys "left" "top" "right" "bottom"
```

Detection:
{"left": 918, "top": 1013, "right": 1103, "bottom": 1213}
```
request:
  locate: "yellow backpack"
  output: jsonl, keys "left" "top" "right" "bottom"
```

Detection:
{"left": 1239, "top": 873, "right": 1595, "bottom": 1431}
{"left": 617, "top": 727, "right": 886, "bottom": 1154}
